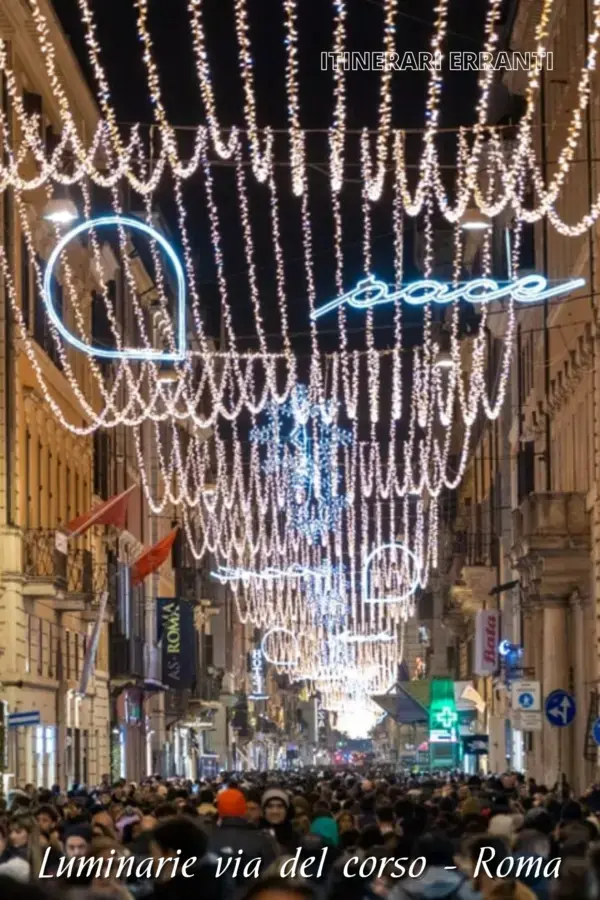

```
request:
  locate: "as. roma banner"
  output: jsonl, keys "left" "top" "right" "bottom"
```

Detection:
{"left": 157, "top": 598, "right": 196, "bottom": 690}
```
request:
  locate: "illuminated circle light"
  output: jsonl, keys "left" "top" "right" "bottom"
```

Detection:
{"left": 311, "top": 273, "right": 586, "bottom": 320}
{"left": 362, "top": 542, "right": 420, "bottom": 606}
{"left": 261, "top": 627, "right": 300, "bottom": 668}
{"left": 43, "top": 215, "right": 187, "bottom": 362}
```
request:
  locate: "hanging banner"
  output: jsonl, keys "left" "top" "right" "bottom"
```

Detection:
{"left": 157, "top": 598, "right": 196, "bottom": 689}
{"left": 474, "top": 609, "right": 500, "bottom": 676}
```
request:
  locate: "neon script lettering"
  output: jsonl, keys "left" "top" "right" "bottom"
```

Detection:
{"left": 311, "top": 273, "right": 585, "bottom": 320}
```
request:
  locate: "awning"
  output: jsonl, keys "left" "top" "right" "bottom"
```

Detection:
{"left": 372, "top": 681, "right": 430, "bottom": 724}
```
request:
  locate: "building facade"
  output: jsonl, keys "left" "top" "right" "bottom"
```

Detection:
{"left": 0, "top": 0, "right": 236, "bottom": 788}
{"left": 439, "top": 0, "right": 600, "bottom": 789}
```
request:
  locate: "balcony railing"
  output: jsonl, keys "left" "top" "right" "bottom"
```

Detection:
{"left": 23, "top": 529, "right": 102, "bottom": 595}
{"left": 453, "top": 530, "right": 498, "bottom": 569}
{"left": 190, "top": 672, "right": 223, "bottom": 704}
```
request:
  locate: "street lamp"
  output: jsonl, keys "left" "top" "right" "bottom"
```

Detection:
{"left": 460, "top": 204, "right": 491, "bottom": 231}
{"left": 43, "top": 198, "right": 79, "bottom": 225}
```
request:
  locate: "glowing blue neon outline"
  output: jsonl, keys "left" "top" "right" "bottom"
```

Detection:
{"left": 361, "top": 541, "right": 420, "bottom": 605}
{"left": 311, "top": 273, "right": 585, "bottom": 320}
{"left": 261, "top": 627, "right": 300, "bottom": 668}
{"left": 43, "top": 216, "right": 186, "bottom": 362}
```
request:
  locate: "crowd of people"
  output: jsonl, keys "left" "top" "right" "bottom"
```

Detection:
{"left": 0, "top": 769, "right": 599, "bottom": 900}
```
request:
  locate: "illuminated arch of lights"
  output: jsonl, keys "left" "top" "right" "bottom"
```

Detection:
{"left": 2, "top": 0, "right": 599, "bottom": 732}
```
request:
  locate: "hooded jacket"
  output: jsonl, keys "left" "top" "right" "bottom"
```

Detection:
{"left": 391, "top": 867, "right": 482, "bottom": 900}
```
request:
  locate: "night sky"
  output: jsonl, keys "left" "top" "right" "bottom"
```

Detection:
{"left": 51, "top": 0, "right": 512, "bottom": 130}
{"left": 49, "top": 0, "right": 514, "bottom": 369}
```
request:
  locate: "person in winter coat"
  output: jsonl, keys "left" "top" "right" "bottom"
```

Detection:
{"left": 391, "top": 832, "right": 482, "bottom": 900}
{"left": 261, "top": 788, "right": 301, "bottom": 856}
{"left": 511, "top": 831, "right": 551, "bottom": 900}
{"left": 207, "top": 788, "right": 277, "bottom": 884}
{"left": 0, "top": 815, "right": 43, "bottom": 882}
{"left": 149, "top": 816, "right": 230, "bottom": 900}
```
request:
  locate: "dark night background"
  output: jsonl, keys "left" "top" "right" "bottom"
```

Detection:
{"left": 49, "top": 0, "right": 516, "bottom": 373}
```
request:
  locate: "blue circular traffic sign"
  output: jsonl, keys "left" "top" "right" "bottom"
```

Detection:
{"left": 593, "top": 718, "right": 600, "bottom": 745}
{"left": 544, "top": 690, "right": 576, "bottom": 728}
{"left": 518, "top": 692, "right": 534, "bottom": 709}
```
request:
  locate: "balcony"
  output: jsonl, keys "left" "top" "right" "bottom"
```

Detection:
{"left": 451, "top": 530, "right": 498, "bottom": 607}
{"left": 189, "top": 671, "right": 224, "bottom": 707}
{"left": 23, "top": 529, "right": 106, "bottom": 612}
{"left": 165, "top": 689, "right": 188, "bottom": 724}
{"left": 110, "top": 634, "right": 145, "bottom": 682}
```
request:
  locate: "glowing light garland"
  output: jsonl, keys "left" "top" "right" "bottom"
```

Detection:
{"left": 5, "top": 0, "right": 600, "bottom": 729}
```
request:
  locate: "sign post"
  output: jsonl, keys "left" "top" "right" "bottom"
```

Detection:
{"left": 544, "top": 691, "right": 576, "bottom": 728}
{"left": 544, "top": 690, "right": 576, "bottom": 801}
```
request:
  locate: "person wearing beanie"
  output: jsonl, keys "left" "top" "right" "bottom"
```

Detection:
{"left": 261, "top": 787, "right": 301, "bottom": 855}
{"left": 217, "top": 788, "right": 247, "bottom": 820}
{"left": 207, "top": 788, "right": 277, "bottom": 886}
{"left": 64, "top": 823, "right": 93, "bottom": 859}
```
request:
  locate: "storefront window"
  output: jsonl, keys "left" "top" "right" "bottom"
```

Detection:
{"left": 45, "top": 727, "right": 56, "bottom": 786}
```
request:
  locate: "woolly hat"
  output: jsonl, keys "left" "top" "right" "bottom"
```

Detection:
{"left": 65, "top": 823, "right": 94, "bottom": 844}
{"left": 310, "top": 816, "right": 339, "bottom": 847}
{"left": 216, "top": 788, "right": 247, "bottom": 819}
{"left": 262, "top": 787, "right": 290, "bottom": 810}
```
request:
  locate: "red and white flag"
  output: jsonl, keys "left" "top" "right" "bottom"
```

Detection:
{"left": 66, "top": 484, "right": 137, "bottom": 538}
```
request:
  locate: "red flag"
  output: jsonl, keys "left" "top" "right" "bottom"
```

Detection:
{"left": 131, "top": 527, "right": 178, "bottom": 587}
{"left": 66, "top": 484, "right": 137, "bottom": 538}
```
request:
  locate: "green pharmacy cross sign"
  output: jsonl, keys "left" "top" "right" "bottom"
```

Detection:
{"left": 428, "top": 679, "right": 460, "bottom": 769}
{"left": 434, "top": 706, "right": 458, "bottom": 730}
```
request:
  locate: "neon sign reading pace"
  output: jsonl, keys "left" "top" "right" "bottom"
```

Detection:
{"left": 311, "top": 273, "right": 585, "bottom": 320}
{"left": 43, "top": 216, "right": 186, "bottom": 362}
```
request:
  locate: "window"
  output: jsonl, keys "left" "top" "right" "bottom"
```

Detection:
{"left": 57, "top": 458, "right": 63, "bottom": 525}
{"left": 25, "top": 428, "right": 31, "bottom": 530}
{"left": 48, "top": 451, "right": 53, "bottom": 528}
{"left": 23, "top": 91, "right": 43, "bottom": 140}
{"left": 37, "top": 441, "right": 42, "bottom": 528}
{"left": 518, "top": 441, "right": 535, "bottom": 504}
{"left": 93, "top": 431, "right": 109, "bottom": 500}
{"left": 21, "top": 235, "right": 30, "bottom": 330}
{"left": 91, "top": 289, "right": 115, "bottom": 369}
{"left": 33, "top": 254, "right": 46, "bottom": 349}
{"left": 33, "top": 253, "right": 63, "bottom": 370}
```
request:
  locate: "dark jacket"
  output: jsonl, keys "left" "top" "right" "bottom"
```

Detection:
{"left": 260, "top": 815, "right": 302, "bottom": 856}
{"left": 391, "top": 867, "right": 482, "bottom": 900}
{"left": 150, "top": 859, "right": 231, "bottom": 900}
{"left": 511, "top": 853, "right": 549, "bottom": 900}
{"left": 208, "top": 817, "right": 277, "bottom": 881}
